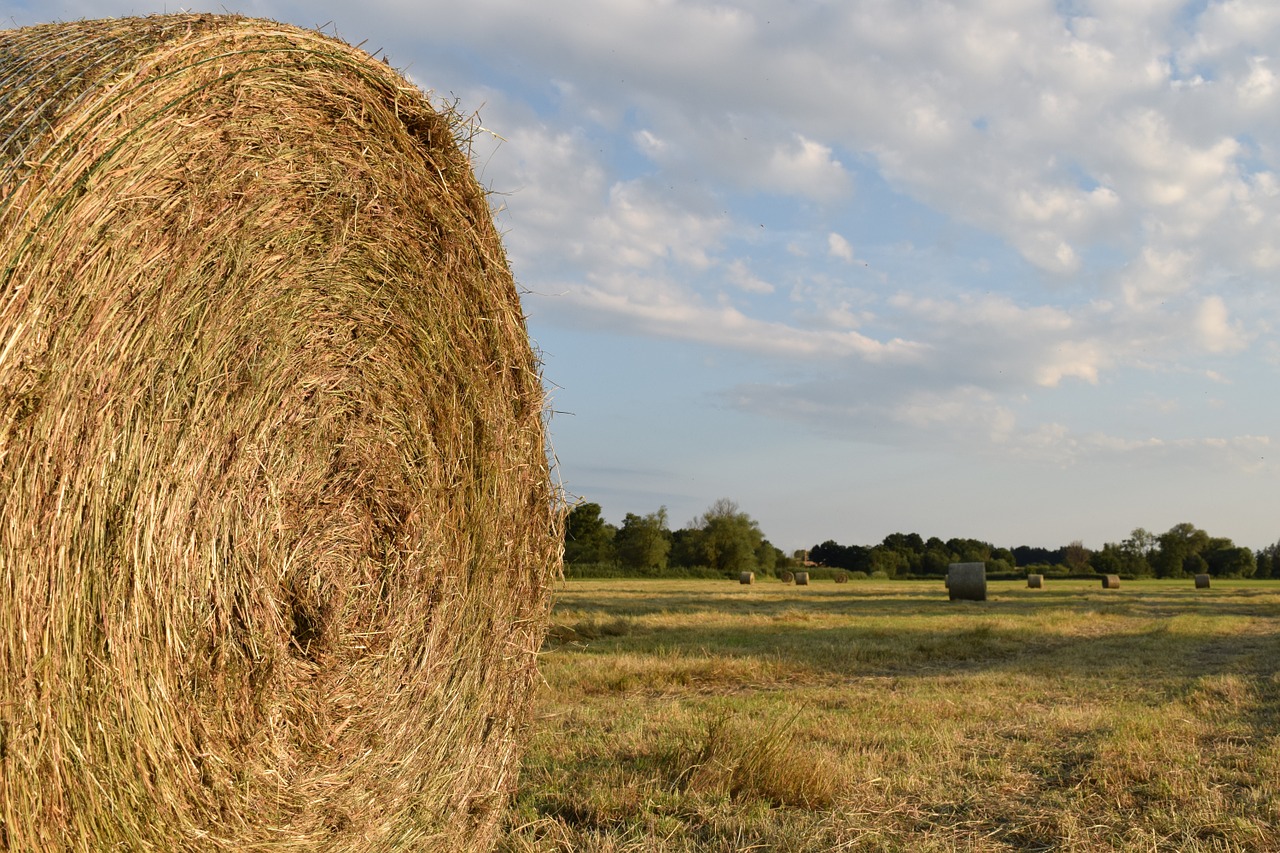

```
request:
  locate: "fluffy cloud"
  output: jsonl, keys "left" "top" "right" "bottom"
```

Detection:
{"left": 827, "top": 233, "right": 854, "bottom": 263}
{"left": 48, "top": 0, "right": 1273, "bottom": 476}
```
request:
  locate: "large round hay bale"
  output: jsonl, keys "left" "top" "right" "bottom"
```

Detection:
{"left": 1027, "top": 574, "right": 1044, "bottom": 589}
{"left": 1195, "top": 573, "right": 1211, "bottom": 589}
{"left": 781, "top": 570, "right": 795, "bottom": 583}
{"left": 0, "top": 15, "right": 560, "bottom": 853}
{"left": 834, "top": 572, "right": 849, "bottom": 584}
{"left": 947, "top": 562, "right": 986, "bottom": 601}
{"left": 1102, "top": 575, "right": 1121, "bottom": 589}
{"left": 739, "top": 571, "right": 755, "bottom": 584}
{"left": 794, "top": 571, "right": 810, "bottom": 586}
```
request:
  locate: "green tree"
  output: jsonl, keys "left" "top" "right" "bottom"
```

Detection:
{"left": 946, "top": 538, "right": 993, "bottom": 563}
{"left": 869, "top": 547, "right": 908, "bottom": 578}
{"left": 809, "top": 540, "right": 871, "bottom": 572}
{"left": 1183, "top": 552, "right": 1209, "bottom": 577}
{"left": 1091, "top": 541, "right": 1148, "bottom": 576}
{"left": 669, "top": 527, "right": 704, "bottom": 569}
{"left": 1204, "top": 542, "right": 1255, "bottom": 577}
{"left": 1090, "top": 543, "right": 1124, "bottom": 576}
{"left": 1257, "top": 541, "right": 1280, "bottom": 579}
{"left": 756, "top": 540, "right": 785, "bottom": 576}
{"left": 1152, "top": 523, "right": 1209, "bottom": 578}
{"left": 563, "top": 502, "right": 617, "bottom": 565}
{"left": 687, "top": 498, "right": 767, "bottom": 576}
{"left": 614, "top": 507, "right": 671, "bottom": 572}
{"left": 1119, "top": 528, "right": 1155, "bottom": 577}
{"left": 1062, "top": 540, "right": 1091, "bottom": 572}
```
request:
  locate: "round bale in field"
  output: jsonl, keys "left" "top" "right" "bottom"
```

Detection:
{"left": 781, "top": 570, "right": 795, "bottom": 583}
{"left": 794, "top": 571, "right": 810, "bottom": 585}
{"left": 947, "top": 562, "right": 987, "bottom": 601}
{"left": 1195, "top": 574, "right": 1211, "bottom": 589}
{"left": 1102, "top": 575, "right": 1122, "bottom": 589}
{"left": 1027, "top": 574, "right": 1044, "bottom": 589}
{"left": 0, "top": 15, "right": 560, "bottom": 853}
{"left": 834, "top": 572, "right": 849, "bottom": 584}
{"left": 740, "top": 571, "right": 755, "bottom": 584}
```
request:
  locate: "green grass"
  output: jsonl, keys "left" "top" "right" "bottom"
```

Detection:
{"left": 499, "top": 578, "right": 1280, "bottom": 852}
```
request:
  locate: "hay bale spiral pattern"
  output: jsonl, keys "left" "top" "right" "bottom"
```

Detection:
{"left": 0, "top": 15, "right": 559, "bottom": 851}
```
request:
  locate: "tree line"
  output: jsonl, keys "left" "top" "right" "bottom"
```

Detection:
{"left": 566, "top": 501, "right": 1280, "bottom": 580}
{"left": 813, "top": 523, "right": 1270, "bottom": 579}
{"left": 565, "top": 499, "right": 789, "bottom": 576}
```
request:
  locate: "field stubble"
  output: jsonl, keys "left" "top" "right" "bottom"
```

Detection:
{"left": 500, "top": 579, "right": 1280, "bottom": 852}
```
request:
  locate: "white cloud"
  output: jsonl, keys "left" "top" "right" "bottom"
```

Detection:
{"left": 725, "top": 259, "right": 774, "bottom": 295}
{"left": 560, "top": 276, "right": 925, "bottom": 362}
{"left": 761, "top": 134, "right": 851, "bottom": 201}
{"left": 827, "top": 233, "right": 854, "bottom": 263}
{"left": 1121, "top": 247, "right": 1195, "bottom": 307}
{"left": 1195, "top": 295, "right": 1247, "bottom": 353}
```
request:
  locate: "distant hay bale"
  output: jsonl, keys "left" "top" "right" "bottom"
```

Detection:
{"left": 834, "top": 572, "right": 849, "bottom": 584}
{"left": 1027, "top": 574, "right": 1044, "bottom": 589}
{"left": 947, "top": 562, "right": 986, "bottom": 601}
{"left": 739, "top": 571, "right": 755, "bottom": 584}
{"left": 1195, "top": 573, "right": 1211, "bottom": 589}
{"left": 781, "top": 571, "right": 795, "bottom": 583}
{"left": 1102, "top": 575, "right": 1121, "bottom": 589}
{"left": 794, "top": 571, "right": 810, "bottom": 586}
{"left": 0, "top": 14, "right": 560, "bottom": 853}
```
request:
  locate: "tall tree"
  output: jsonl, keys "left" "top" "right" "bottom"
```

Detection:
{"left": 1062, "top": 540, "right": 1091, "bottom": 572}
{"left": 563, "top": 502, "right": 617, "bottom": 565}
{"left": 688, "top": 498, "right": 767, "bottom": 576}
{"left": 614, "top": 507, "right": 671, "bottom": 571}
{"left": 1152, "top": 523, "right": 1210, "bottom": 578}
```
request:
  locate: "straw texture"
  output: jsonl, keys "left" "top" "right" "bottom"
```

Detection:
{"left": 0, "top": 14, "right": 559, "bottom": 852}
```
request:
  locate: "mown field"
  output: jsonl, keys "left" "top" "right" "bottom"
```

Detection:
{"left": 498, "top": 578, "right": 1280, "bottom": 852}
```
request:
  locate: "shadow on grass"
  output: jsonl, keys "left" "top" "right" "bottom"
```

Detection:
{"left": 544, "top": 581, "right": 1280, "bottom": 726}
{"left": 551, "top": 579, "right": 1280, "bottom": 621}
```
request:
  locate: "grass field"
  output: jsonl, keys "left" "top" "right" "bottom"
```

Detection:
{"left": 498, "top": 577, "right": 1280, "bottom": 852}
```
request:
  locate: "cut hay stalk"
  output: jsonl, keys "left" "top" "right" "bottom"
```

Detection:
{"left": 739, "top": 572, "right": 755, "bottom": 584}
{"left": 0, "top": 14, "right": 560, "bottom": 853}
{"left": 1102, "top": 575, "right": 1121, "bottom": 589}
{"left": 794, "top": 571, "right": 810, "bottom": 586}
{"left": 1195, "top": 574, "right": 1211, "bottom": 589}
{"left": 1027, "top": 574, "right": 1044, "bottom": 589}
{"left": 947, "top": 562, "right": 986, "bottom": 601}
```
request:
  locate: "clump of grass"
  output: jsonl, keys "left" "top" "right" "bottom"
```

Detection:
{"left": 680, "top": 711, "right": 844, "bottom": 809}
{"left": 546, "top": 614, "right": 635, "bottom": 644}
{"left": 0, "top": 14, "right": 560, "bottom": 852}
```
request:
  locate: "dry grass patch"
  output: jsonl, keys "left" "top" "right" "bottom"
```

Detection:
{"left": 504, "top": 579, "right": 1280, "bottom": 851}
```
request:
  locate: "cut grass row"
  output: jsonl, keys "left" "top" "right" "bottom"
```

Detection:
{"left": 500, "top": 578, "right": 1280, "bottom": 852}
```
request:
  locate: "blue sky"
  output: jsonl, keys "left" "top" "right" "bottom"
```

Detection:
{"left": 6, "top": 0, "right": 1279, "bottom": 553}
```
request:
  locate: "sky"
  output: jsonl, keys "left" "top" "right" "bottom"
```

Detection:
{"left": 4, "top": 0, "right": 1279, "bottom": 554}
